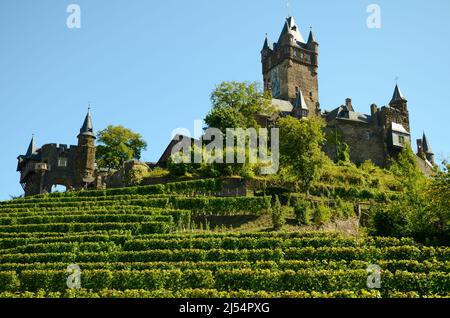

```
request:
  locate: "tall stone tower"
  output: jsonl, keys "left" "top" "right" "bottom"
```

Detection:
{"left": 261, "top": 16, "right": 320, "bottom": 115}
{"left": 388, "top": 84, "right": 410, "bottom": 132}
{"left": 74, "top": 109, "right": 96, "bottom": 187}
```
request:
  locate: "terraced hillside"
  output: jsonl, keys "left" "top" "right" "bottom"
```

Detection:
{"left": 0, "top": 179, "right": 449, "bottom": 298}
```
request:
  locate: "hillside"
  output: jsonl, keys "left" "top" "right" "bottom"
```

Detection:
{"left": 0, "top": 179, "right": 449, "bottom": 298}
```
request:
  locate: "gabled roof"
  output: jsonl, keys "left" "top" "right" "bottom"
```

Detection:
{"left": 325, "top": 105, "right": 371, "bottom": 124}
{"left": 422, "top": 132, "right": 433, "bottom": 154}
{"left": 278, "top": 16, "right": 305, "bottom": 44}
{"left": 79, "top": 109, "right": 95, "bottom": 138}
{"left": 293, "top": 89, "right": 308, "bottom": 111}
{"left": 391, "top": 122, "right": 410, "bottom": 135}
{"left": 390, "top": 84, "right": 407, "bottom": 104}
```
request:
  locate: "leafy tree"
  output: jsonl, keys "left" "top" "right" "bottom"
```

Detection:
{"left": 204, "top": 81, "right": 274, "bottom": 132}
{"left": 421, "top": 163, "right": 450, "bottom": 243}
{"left": 96, "top": 125, "right": 147, "bottom": 170}
{"left": 369, "top": 146, "right": 434, "bottom": 241}
{"left": 278, "top": 115, "right": 326, "bottom": 193}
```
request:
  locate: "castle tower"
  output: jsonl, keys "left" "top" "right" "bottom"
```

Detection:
{"left": 417, "top": 132, "right": 435, "bottom": 165}
{"left": 262, "top": 17, "right": 320, "bottom": 115}
{"left": 388, "top": 84, "right": 410, "bottom": 132}
{"left": 16, "top": 135, "right": 46, "bottom": 196}
{"left": 74, "top": 109, "right": 96, "bottom": 187}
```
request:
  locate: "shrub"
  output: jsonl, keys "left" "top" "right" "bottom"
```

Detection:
{"left": 335, "top": 198, "right": 354, "bottom": 219}
{"left": 312, "top": 204, "right": 332, "bottom": 225}
{"left": 271, "top": 196, "right": 285, "bottom": 231}
{"left": 294, "top": 198, "right": 311, "bottom": 225}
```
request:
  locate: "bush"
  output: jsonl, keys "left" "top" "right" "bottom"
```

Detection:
{"left": 294, "top": 198, "right": 311, "bottom": 225}
{"left": 369, "top": 203, "right": 410, "bottom": 237}
{"left": 271, "top": 196, "right": 285, "bottom": 231}
{"left": 312, "top": 204, "right": 332, "bottom": 225}
{"left": 335, "top": 198, "right": 354, "bottom": 219}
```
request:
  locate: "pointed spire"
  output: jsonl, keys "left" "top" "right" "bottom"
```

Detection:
{"left": 25, "top": 134, "right": 36, "bottom": 158}
{"left": 307, "top": 26, "right": 317, "bottom": 44}
{"left": 293, "top": 89, "right": 308, "bottom": 110}
{"left": 390, "top": 84, "right": 407, "bottom": 104}
{"left": 79, "top": 107, "right": 96, "bottom": 138}
{"left": 422, "top": 132, "right": 433, "bottom": 154}
{"left": 279, "top": 16, "right": 305, "bottom": 44}
{"left": 262, "top": 33, "right": 272, "bottom": 50}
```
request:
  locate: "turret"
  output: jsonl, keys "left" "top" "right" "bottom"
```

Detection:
{"left": 306, "top": 27, "right": 318, "bottom": 51}
{"left": 292, "top": 89, "right": 309, "bottom": 119}
{"left": 389, "top": 84, "right": 408, "bottom": 111}
{"left": 387, "top": 83, "right": 410, "bottom": 132}
{"left": 75, "top": 108, "right": 96, "bottom": 187}
{"left": 421, "top": 132, "right": 435, "bottom": 165}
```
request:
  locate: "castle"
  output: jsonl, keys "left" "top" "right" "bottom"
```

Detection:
{"left": 17, "top": 16, "right": 436, "bottom": 196}
{"left": 17, "top": 110, "right": 103, "bottom": 196}
{"left": 261, "top": 16, "right": 435, "bottom": 169}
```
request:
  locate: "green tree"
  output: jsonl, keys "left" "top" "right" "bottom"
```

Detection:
{"left": 204, "top": 81, "right": 274, "bottom": 132}
{"left": 96, "top": 125, "right": 147, "bottom": 170}
{"left": 271, "top": 195, "right": 286, "bottom": 231}
{"left": 278, "top": 115, "right": 326, "bottom": 193}
{"left": 421, "top": 163, "right": 450, "bottom": 243}
{"left": 294, "top": 197, "right": 311, "bottom": 225}
{"left": 369, "top": 145, "right": 429, "bottom": 240}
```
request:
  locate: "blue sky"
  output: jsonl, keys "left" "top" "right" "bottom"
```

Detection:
{"left": 0, "top": 0, "right": 449, "bottom": 199}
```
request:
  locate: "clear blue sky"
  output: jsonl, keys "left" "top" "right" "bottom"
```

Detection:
{"left": 1, "top": 0, "right": 449, "bottom": 199}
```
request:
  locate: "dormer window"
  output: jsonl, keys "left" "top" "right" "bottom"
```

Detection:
{"left": 58, "top": 157, "right": 68, "bottom": 167}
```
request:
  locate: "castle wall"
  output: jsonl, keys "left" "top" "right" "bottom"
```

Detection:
{"left": 324, "top": 120, "right": 386, "bottom": 167}
{"left": 39, "top": 144, "right": 78, "bottom": 192}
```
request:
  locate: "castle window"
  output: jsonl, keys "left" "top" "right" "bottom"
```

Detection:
{"left": 398, "top": 135, "right": 406, "bottom": 145}
{"left": 58, "top": 157, "right": 68, "bottom": 167}
{"left": 309, "top": 92, "right": 313, "bottom": 100}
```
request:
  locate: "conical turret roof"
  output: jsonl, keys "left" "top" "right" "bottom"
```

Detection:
{"left": 79, "top": 108, "right": 95, "bottom": 138}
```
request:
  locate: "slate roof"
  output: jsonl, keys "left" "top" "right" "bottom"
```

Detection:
{"left": 390, "top": 84, "right": 407, "bottom": 104}
{"left": 278, "top": 16, "right": 305, "bottom": 44}
{"left": 325, "top": 105, "right": 371, "bottom": 124}
{"left": 422, "top": 132, "right": 433, "bottom": 154}
{"left": 293, "top": 89, "right": 308, "bottom": 111}
{"left": 79, "top": 109, "right": 95, "bottom": 138}
{"left": 391, "top": 122, "right": 410, "bottom": 134}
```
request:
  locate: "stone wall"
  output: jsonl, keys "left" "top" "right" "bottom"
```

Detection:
{"left": 324, "top": 120, "right": 386, "bottom": 167}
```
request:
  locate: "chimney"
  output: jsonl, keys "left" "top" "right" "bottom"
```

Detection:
{"left": 370, "top": 104, "right": 378, "bottom": 117}
{"left": 417, "top": 139, "right": 423, "bottom": 156}
{"left": 345, "top": 98, "right": 354, "bottom": 112}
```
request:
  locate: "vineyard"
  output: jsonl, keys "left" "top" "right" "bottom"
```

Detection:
{"left": 0, "top": 179, "right": 449, "bottom": 298}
